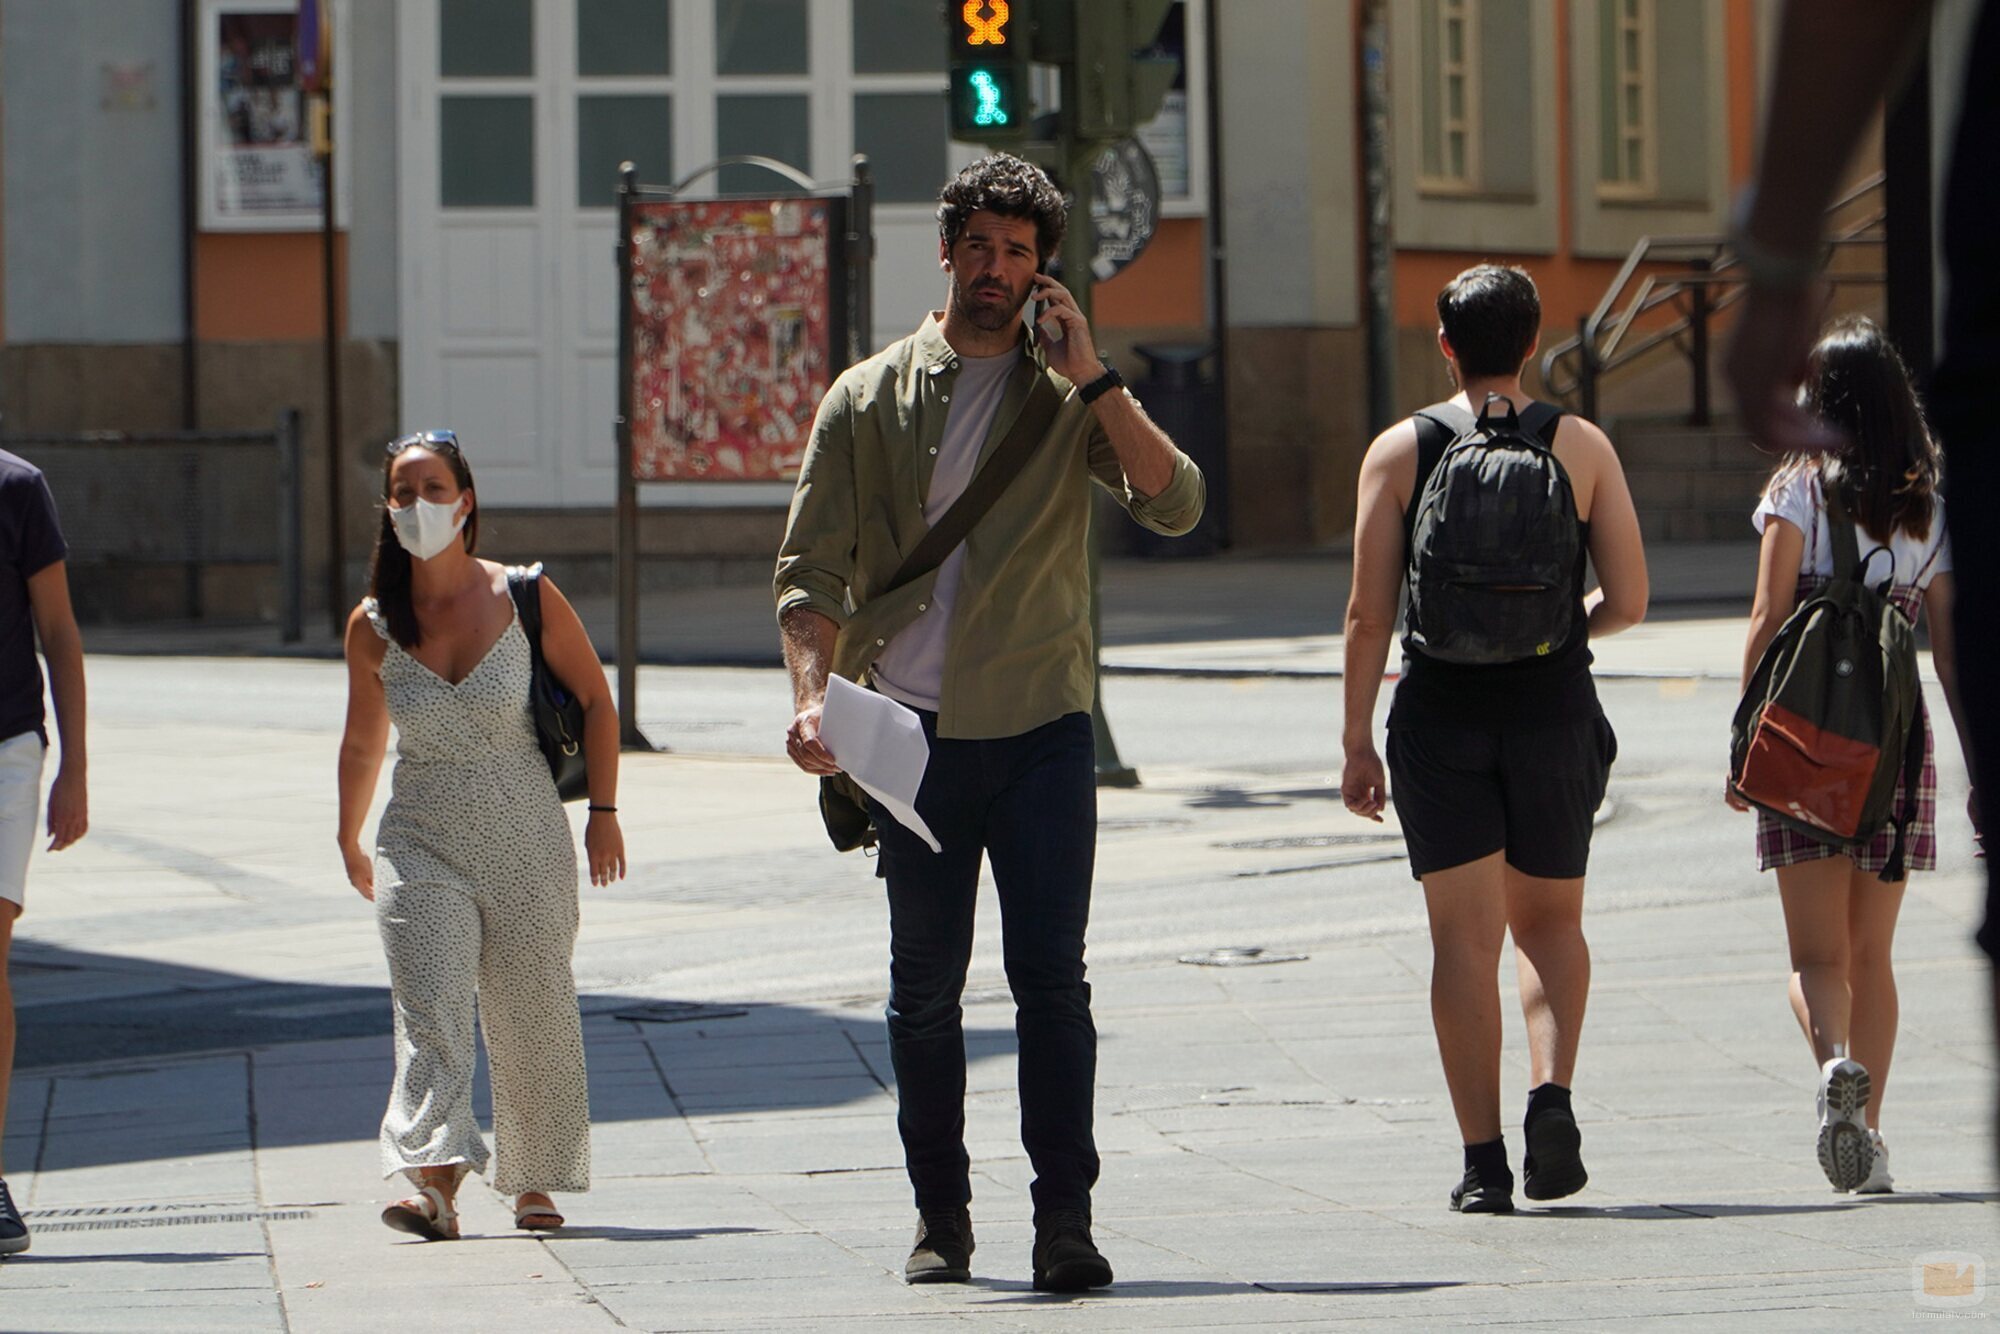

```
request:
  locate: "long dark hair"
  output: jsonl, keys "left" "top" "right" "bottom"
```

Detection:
{"left": 367, "top": 437, "right": 479, "bottom": 648}
{"left": 1770, "top": 315, "right": 1940, "bottom": 544}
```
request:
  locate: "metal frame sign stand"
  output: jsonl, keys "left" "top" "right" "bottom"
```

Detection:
{"left": 612, "top": 156, "right": 874, "bottom": 751}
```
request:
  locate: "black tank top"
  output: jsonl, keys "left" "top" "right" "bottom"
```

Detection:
{"left": 1385, "top": 400, "right": 1601, "bottom": 733}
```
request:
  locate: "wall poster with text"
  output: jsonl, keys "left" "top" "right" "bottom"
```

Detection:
{"left": 198, "top": 0, "right": 347, "bottom": 230}
{"left": 626, "top": 197, "right": 847, "bottom": 482}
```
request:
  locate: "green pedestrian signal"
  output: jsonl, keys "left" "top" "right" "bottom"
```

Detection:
{"left": 947, "top": 1, "right": 1032, "bottom": 141}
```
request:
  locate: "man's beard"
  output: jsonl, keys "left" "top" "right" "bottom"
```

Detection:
{"left": 953, "top": 273, "right": 1029, "bottom": 332}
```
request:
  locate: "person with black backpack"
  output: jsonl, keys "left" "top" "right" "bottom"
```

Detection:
{"left": 1727, "top": 317, "right": 1972, "bottom": 1194}
{"left": 1341, "top": 264, "right": 1649, "bottom": 1215}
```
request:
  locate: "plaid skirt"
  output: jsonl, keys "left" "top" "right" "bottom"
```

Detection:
{"left": 1754, "top": 575, "right": 1938, "bottom": 875}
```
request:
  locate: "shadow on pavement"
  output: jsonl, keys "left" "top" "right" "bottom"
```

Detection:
{"left": 975, "top": 1279, "right": 1467, "bottom": 1302}
{"left": 1, "top": 1251, "right": 263, "bottom": 1265}
{"left": 10, "top": 941, "right": 1013, "bottom": 1173}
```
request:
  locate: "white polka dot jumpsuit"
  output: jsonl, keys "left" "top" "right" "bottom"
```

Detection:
{"left": 364, "top": 590, "right": 590, "bottom": 1196}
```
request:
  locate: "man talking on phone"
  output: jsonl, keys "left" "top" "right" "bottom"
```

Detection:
{"left": 774, "top": 154, "right": 1204, "bottom": 1290}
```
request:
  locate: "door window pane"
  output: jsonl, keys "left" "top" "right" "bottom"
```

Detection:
{"left": 441, "top": 96, "right": 535, "bottom": 207}
{"left": 580, "top": 0, "right": 672, "bottom": 76}
{"left": 716, "top": 94, "right": 810, "bottom": 194}
{"left": 441, "top": 0, "right": 533, "bottom": 77}
{"left": 853, "top": 0, "right": 945, "bottom": 73}
{"left": 854, "top": 94, "right": 947, "bottom": 203}
{"left": 579, "top": 95, "right": 673, "bottom": 206}
{"left": 715, "top": 0, "right": 807, "bottom": 75}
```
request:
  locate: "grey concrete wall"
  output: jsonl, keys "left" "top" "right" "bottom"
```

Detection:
{"left": 344, "top": 0, "right": 397, "bottom": 341}
{"left": 2, "top": 0, "right": 184, "bottom": 342}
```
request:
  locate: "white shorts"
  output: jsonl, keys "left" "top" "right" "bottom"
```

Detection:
{"left": 0, "top": 732, "right": 46, "bottom": 911}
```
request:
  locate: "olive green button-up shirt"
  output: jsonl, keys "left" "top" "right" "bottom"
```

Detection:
{"left": 774, "top": 315, "right": 1206, "bottom": 740}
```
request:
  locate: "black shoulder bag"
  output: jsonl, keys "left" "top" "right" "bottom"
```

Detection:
{"left": 507, "top": 564, "right": 590, "bottom": 802}
{"left": 819, "top": 371, "right": 1064, "bottom": 851}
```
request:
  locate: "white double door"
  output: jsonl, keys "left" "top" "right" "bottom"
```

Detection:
{"left": 396, "top": 0, "right": 948, "bottom": 508}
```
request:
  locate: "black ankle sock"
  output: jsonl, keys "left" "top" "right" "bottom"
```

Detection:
{"left": 1526, "top": 1082, "right": 1573, "bottom": 1125}
{"left": 1464, "top": 1137, "right": 1510, "bottom": 1182}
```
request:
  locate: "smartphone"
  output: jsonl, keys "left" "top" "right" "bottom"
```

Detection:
{"left": 1033, "top": 259, "right": 1064, "bottom": 343}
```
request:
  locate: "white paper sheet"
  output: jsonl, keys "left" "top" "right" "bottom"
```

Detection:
{"left": 818, "top": 674, "right": 941, "bottom": 853}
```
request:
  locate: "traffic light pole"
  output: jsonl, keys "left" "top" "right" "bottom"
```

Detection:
{"left": 1050, "top": 142, "right": 1140, "bottom": 789}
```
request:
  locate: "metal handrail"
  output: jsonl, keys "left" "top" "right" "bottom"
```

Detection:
{"left": 1540, "top": 172, "right": 1887, "bottom": 423}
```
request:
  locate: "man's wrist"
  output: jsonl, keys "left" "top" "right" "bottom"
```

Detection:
{"left": 1078, "top": 363, "right": 1122, "bottom": 404}
{"left": 1729, "top": 188, "right": 1821, "bottom": 292}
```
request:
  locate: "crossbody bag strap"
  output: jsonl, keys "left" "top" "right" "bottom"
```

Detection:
{"left": 880, "top": 371, "right": 1064, "bottom": 598}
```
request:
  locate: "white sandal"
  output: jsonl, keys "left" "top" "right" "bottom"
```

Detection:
{"left": 514, "top": 1193, "right": 565, "bottom": 1232}
{"left": 381, "top": 1184, "right": 460, "bottom": 1242}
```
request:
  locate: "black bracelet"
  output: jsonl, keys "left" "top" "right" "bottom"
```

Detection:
{"left": 588, "top": 804, "right": 617, "bottom": 814}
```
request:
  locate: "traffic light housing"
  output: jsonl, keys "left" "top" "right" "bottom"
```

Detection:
{"left": 1068, "top": 0, "right": 1179, "bottom": 141}
{"left": 947, "top": 1, "right": 1032, "bottom": 141}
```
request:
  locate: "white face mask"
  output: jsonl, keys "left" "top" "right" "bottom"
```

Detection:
{"left": 388, "top": 495, "right": 468, "bottom": 561}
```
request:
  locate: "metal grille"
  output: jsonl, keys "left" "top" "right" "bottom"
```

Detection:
{"left": 12, "top": 433, "right": 281, "bottom": 565}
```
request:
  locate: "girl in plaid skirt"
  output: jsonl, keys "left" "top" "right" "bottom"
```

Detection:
{"left": 1730, "top": 317, "right": 1974, "bottom": 1195}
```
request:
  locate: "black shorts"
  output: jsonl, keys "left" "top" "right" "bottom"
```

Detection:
{"left": 1386, "top": 715, "right": 1617, "bottom": 880}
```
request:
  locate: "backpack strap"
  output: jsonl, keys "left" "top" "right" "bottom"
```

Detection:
{"left": 1826, "top": 486, "right": 1864, "bottom": 581}
{"left": 1521, "top": 401, "right": 1563, "bottom": 449}
{"left": 1882, "top": 706, "right": 1925, "bottom": 883}
{"left": 1408, "top": 403, "right": 1475, "bottom": 548}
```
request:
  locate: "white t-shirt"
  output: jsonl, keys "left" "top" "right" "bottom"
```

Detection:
{"left": 1752, "top": 468, "right": 1952, "bottom": 590}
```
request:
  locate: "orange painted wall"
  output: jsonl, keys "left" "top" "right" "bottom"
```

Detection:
{"left": 195, "top": 232, "right": 346, "bottom": 342}
{"left": 1095, "top": 217, "right": 1206, "bottom": 328}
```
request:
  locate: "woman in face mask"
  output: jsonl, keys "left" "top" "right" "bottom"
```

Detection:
{"left": 335, "top": 431, "right": 626, "bottom": 1242}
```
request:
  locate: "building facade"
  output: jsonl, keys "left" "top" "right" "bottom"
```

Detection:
{"left": 0, "top": 0, "right": 1968, "bottom": 621}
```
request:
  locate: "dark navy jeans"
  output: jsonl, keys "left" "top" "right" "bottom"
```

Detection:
{"left": 866, "top": 709, "right": 1100, "bottom": 1220}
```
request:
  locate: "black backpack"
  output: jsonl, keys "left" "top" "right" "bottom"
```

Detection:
{"left": 1405, "top": 394, "right": 1580, "bottom": 665}
{"left": 1728, "top": 495, "right": 1923, "bottom": 880}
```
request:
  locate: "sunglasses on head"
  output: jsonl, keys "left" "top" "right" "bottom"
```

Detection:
{"left": 386, "top": 429, "right": 462, "bottom": 457}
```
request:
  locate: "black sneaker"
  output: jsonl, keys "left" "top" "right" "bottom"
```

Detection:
{"left": 1032, "top": 1209, "right": 1113, "bottom": 1292}
{"left": 1449, "top": 1164, "right": 1515, "bottom": 1214}
{"left": 0, "top": 1178, "right": 28, "bottom": 1256}
{"left": 904, "top": 1207, "right": 973, "bottom": 1284}
{"left": 1523, "top": 1105, "right": 1589, "bottom": 1201}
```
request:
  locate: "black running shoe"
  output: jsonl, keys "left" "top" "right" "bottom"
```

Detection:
{"left": 1449, "top": 1165, "right": 1515, "bottom": 1214}
{"left": 1032, "top": 1209, "right": 1113, "bottom": 1292}
{"left": 1523, "top": 1105, "right": 1589, "bottom": 1201}
{"left": 0, "top": 1178, "right": 28, "bottom": 1256}
{"left": 904, "top": 1207, "right": 973, "bottom": 1284}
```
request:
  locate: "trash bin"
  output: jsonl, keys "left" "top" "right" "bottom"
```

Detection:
{"left": 1127, "top": 342, "right": 1226, "bottom": 557}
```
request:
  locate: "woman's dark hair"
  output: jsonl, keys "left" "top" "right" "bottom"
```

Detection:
{"left": 936, "top": 153, "right": 1067, "bottom": 262}
{"left": 1774, "top": 315, "right": 1940, "bottom": 544}
{"left": 1436, "top": 264, "right": 1542, "bottom": 379}
{"left": 367, "top": 435, "right": 479, "bottom": 648}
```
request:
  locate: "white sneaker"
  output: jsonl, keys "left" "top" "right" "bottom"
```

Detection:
{"left": 1816, "top": 1057, "right": 1875, "bottom": 1191}
{"left": 1853, "top": 1129, "right": 1894, "bottom": 1194}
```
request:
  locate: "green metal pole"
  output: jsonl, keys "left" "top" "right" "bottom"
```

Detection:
{"left": 1057, "top": 143, "right": 1139, "bottom": 789}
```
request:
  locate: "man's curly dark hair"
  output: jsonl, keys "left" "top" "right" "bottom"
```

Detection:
{"left": 936, "top": 153, "right": 1067, "bottom": 261}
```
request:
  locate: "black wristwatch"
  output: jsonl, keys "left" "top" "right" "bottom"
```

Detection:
{"left": 1079, "top": 365, "right": 1125, "bottom": 405}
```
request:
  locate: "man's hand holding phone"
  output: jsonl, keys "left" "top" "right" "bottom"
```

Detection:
{"left": 1030, "top": 272, "right": 1105, "bottom": 386}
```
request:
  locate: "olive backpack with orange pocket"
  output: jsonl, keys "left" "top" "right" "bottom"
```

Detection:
{"left": 1729, "top": 494, "right": 1923, "bottom": 880}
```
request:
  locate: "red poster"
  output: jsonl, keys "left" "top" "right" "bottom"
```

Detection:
{"left": 627, "top": 198, "right": 842, "bottom": 481}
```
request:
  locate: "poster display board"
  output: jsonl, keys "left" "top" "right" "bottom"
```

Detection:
{"left": 198, "top": 0, "right": 347, "bottom": 230}
{"left": 625, "top": 197, "right": 848, "bottom": 483}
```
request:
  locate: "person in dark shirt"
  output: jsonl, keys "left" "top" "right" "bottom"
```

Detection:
{"left": 0, "top": 449, "right": 88, "bottom": 1256}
